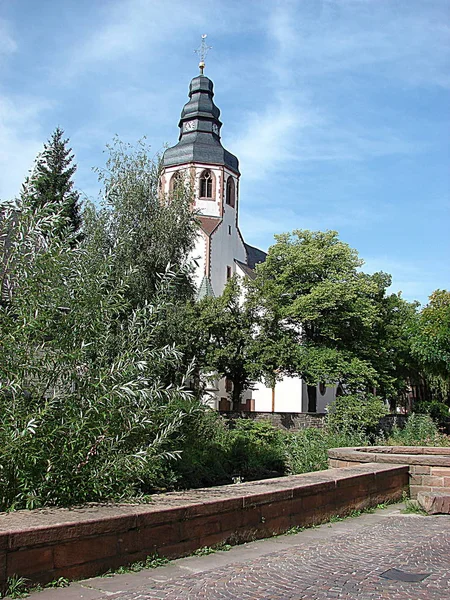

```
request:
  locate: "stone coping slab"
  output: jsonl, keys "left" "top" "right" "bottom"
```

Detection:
{"left": 328, "top": 446, "right": 450, "bottom": 467}
{"left": 0, "top": 463, "right": 401, "bottom": 540}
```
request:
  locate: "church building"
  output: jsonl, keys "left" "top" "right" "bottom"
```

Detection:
{"left": 160, "top": 56, "right": 336, "bottom": 414}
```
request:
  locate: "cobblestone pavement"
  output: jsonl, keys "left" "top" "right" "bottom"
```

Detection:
{"left": 38, "top": 505, "right": 450, "bottom": 600}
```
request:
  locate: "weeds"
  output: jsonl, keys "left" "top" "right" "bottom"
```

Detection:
{"left": 43, "top": 578, "right": 69, "bottom": 589}
{"left": 401, "top": 492, "right": 429, "bottom": 516}
{"left": 103, "top": 554, "right": 170, "bottom": 576}
{"left": 192, "top": 543, "right": 232, "bottom": 557}
{"left": 2, "top": 576, "right": 70, "bottom": 599}
{"left": 3, "top": 576, "right": 29, "bottom": 599}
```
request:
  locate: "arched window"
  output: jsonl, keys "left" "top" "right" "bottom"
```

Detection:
{"left": 170, "top": 171, "right": 183, "bottom": 194}
{"left": 199, "top": 170, "right": 213, "bottom": 198}
{"left": 225, "top": 176, "right": 235, "bottom": 208}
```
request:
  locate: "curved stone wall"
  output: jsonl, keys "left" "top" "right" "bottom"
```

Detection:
{"left": 328, "top": 446, "right": 450, "bottom": 498}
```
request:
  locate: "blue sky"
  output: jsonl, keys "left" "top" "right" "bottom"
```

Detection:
{"left": 0, "top": 0, "right": 448, "bottom": 305}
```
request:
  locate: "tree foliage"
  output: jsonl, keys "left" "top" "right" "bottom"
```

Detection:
{"left": 250, "top": 230, "right": 418, "bottom": 400}
{"left": 23, "top": 127, "right": 81, "bottom": 235}
{"left": 197, "top": 277, "right": 259, "bottom": 409}
{"left": 0, "top": 139, "right": 203, "bottom": 510}
{"left": 91, "top": 138, "right": 199, "bottom": 307}
{"left": 411, "top": 290, "right": 450, "bottom": 386}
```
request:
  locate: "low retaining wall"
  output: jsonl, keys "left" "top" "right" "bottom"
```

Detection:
{"left": 220, "top": 412, "right": 407, "bottom": 433}
{"left": 220, "top": 412, "right": 327, "bottom": 430}
{"left": 0, "top": 463, "right": 408, "bottom": 589}
{"left": 328, "top": 446, "right": 450, "bottom": 498}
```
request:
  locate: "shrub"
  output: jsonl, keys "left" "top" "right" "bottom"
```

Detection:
{"left": 226, "top": 420, "right": 287, "bottom": 480}
{"left": 326, "top": 393, "right": 388, "bottom": 436}
{"left": 169, "top": 407, "right": 231, "bottom": 489}
{"left": 415, "top": 400, "right": 449, "bottom": 424}
{"left": 0, "top": 191, "right": 198, "bottom": 510}
{"left": 387, "top": 413, "right": 450, "bottom": 447}
{"left": 283, "top": 427, "right": 369, "bottom": 475}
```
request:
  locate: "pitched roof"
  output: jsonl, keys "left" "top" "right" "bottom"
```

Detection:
{"left": 244, "top": 243, "right": 267, "bottom": 269}
{"left": 198, "top": 215, "right": 221, "bottom": 236}
{"left": 235, "top": 259, "right": 257, "bottom": 280}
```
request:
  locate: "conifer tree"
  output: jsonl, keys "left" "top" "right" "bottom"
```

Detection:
{"left": 24, "top": 127, "right": 81, "bottom": 234}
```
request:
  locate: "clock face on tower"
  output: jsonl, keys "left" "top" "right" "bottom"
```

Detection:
{"left": 212, "top": 123, "right": 219, "bottom": 135}
{"left": 183, "top": 120, "right": 195, "bottom": 132}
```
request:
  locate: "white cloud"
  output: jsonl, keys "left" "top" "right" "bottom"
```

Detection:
{"left": 268, "top": 0, "right": 450, "bottom": 88}
{"left": 228, "top": 0, "right": 439, "bottom": 183}
{"left": 0, "top": 19, "right": 16, "bottom": 57}
{"left": 64, "top": 0, "right": 244, "bottom": 78}
{"left": 363, "top": 256, "right": 449, "bottom": 306}
{"left": 0, "top": 95, "right": 51, "bottom": 200}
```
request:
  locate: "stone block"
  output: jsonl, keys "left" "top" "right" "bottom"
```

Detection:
{"left": 259, "top": 498, "right": 296, "bottom": 520}
{"left": 135, "top": 507, "right": 186, "bottom": 529}
{"left": 54, "top": 535, "right": 117, "bottom": 568}
{"left": 264, "top": 515, "right": 292, "bottom": 534}
{"left": 417, "top": 492, "right": 450, "bottom": 514}
{"left": 179, "top": 514, "right": 221, "bottom": 541}
{"left": 118, "top": 523, "right": 178, "bottom": 555}
{"left": 7, "top": 547, "right": 54, "bottom": 577}
{"left": 410, "top": 465, "right": 431, "bottom": 475}
{"left": 431, "top": 467, "right": 450, "bottom": 477}
{"left": 409, "top": 474, "right": 423, "bottom": 486}
{"left": 293, "top": 480, "right": 334, "bottom": 499}
{"left": 409, "top": 485, "right": 432, "bottom": 499}
{"left": 184, "top": 498, "right": 242, "bottom": 519}
{"left": 422, "top": 475, "right": 444, "bottom": 487}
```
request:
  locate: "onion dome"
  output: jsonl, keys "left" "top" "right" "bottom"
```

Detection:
{"left": 163, "top": 75, "right": 239, "bottom": 173}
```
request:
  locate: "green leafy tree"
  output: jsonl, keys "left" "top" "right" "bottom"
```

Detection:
{"left": 23, "top": 127, "right": 81, "bottom": 235}
{"left": 92, "top": 138, "right": 198, "bottom": 307}
{"left": 0, "top": 140, "right": 202, "bottom": 510}
{"left": 411, "top": 289, "right": 450, "bottom": 403}
{"left": 250, "top": 230, "right": 414, "bottom": 399}
{"left": 356, "top": 277, "right": 419, "bottom": 409}
{"left": 326, "top": 393, "right": 388, "bottom": 436}
{"left": 198, "top": 277, "right": 259, "bottom": 410}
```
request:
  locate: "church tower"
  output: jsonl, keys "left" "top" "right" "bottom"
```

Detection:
{"left": 160, "top": 63, "right": 248, "bottom": 297}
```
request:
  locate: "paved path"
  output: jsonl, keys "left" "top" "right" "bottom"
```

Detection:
{"left": 32, "top": 504, "right": 450, "bottom": 600}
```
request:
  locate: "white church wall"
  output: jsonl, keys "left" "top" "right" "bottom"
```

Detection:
{"left": 191, "top": 233, "right": 207, "bottom": 288}
{"left": 251, "top": 382, "right": 273, "bottom": 412}
{"left": 209, "top": 172, "right": 246, "bottom": 296}
{"left": 210, "top": 218, "right": 246, "bottom": 295}
{"left": 252, "top": 376, "right": 304, "bottom": 413}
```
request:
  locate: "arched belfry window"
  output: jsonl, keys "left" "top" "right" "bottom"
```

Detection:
{"left": 200, "top": 170, "right": 213, "bottom": 198}
{"left": 226, "top": 176, "right": 235, "bottom": 208}
{"left": 170, "top": 171, "right": 183, "bottom": 194}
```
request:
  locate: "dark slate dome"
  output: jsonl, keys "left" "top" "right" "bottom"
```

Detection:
{"left": 163, "top": 74, "right": 239, "bottom": 173}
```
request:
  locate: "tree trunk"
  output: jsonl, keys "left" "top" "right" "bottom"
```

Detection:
{"left": 231, "top": 380, "right": 244, "bottom": 412}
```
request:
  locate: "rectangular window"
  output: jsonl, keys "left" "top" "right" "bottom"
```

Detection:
{"left": 226, "top": 266, "right": 232, "bottom": 280}
{"left": 225, "top": 378, "right": 233, "bottom": 393}
{"left": 228, "top": 225, "right": 232, "bottom": 235}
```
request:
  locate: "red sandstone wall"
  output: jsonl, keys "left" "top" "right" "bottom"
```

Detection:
{"left": 0, "top": 464, "right": 408, "bottom": 589}
{"left": 328, "top": 447, "right": 450, "bottom": 499}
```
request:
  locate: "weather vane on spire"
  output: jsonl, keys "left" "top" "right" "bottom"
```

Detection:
{"left": 195, "top": 34, "right": 212, "bottom": 75}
